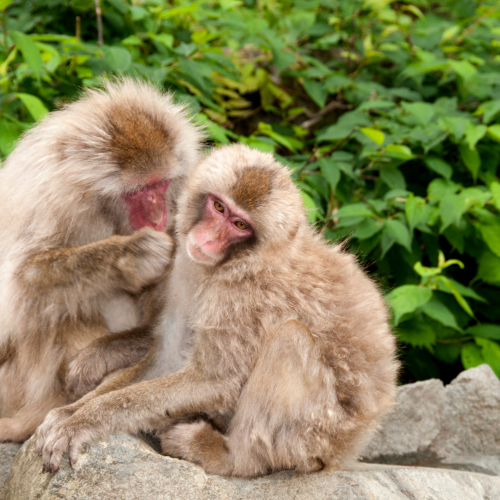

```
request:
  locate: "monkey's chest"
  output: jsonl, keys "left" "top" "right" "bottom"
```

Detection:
{"left": 99, "top": 292, "right": 141, "bottom": 333}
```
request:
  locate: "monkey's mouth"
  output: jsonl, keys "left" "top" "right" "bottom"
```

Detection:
{"left": 187, "top": 238, "right": 217, "bottom": 265}
{"left": 124, "top": 179, "right": 170, "bottom": 232}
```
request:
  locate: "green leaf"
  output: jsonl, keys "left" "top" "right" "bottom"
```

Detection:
{"left": 358, "top": 100, "right": 396, "bottom": 111}
{"left": 405, "top": 194, "right": 426, "bottom": 232}
{"left": 477, "top": 251, "right": 500, "bottom": 285}
{"left": 385, "top": 144, "right": 414, "bottom": 160}
{"left": 318, "top": 157, "right": 340, "bottom": 193}
{"left": 402, "top": 102, "right": 435, "bottom": 126}
{"left": 11, "top": 31, "right": 42, "bottom": 79}
{"left": 335, "top": 203, "right": 373, "bottom": 218}
{"left": 414, "top": 262, "right": 441, "bottom": 277}
{"left": 302, "top": 79, "right": 327, "bottom": 109}
{"left": 464, "top": 123, "right": 487, "bottom": 150}
{"left": 380, "top": 166, "right": 406, "bottom": 190}
{"left": 0, "top": 120, "right": 21, "bottom": 155}
{"left": 384, "top": 219, "right": 411, "bottom": 252}
{"left": 448, "top": 59, "right": 476, "bottom": 81}
{"left": 422, "top": 298, "right": 462, "bottom": 331}
{"left": 386, "top": 285, "right": 432, "bottom": 325}
{"left": 434, "top": 344, "right": 461, "bottom": 364}
{"left": 424, "top": 156, "right": 452, "bottom": 180}
{"left": 491, "top": 181, "right": 500, "bottom": 211}
{"left": 487, "top": 125, "right": 500, "bottom": 142}
{"left": 466, "top": 324, "right": 500, "bottom": 341}
{"left": 160, "top": 1, "right": 204, "bottom": 18}
{"left": 353, "top": 218, "right": 384, "bottom": 240}
{"left": 15, "top": 93, "right": 48, "bottom": 121}
{"left": 102, "top": 46, "right": 132, "bottom": 72}
{"left": 360, "top": 127, "right": 385, "bottom": 145}
{"left": 0, "top": 0, "right": 14, "bottom": 10}
{"left": 435, "top": 276, "right": 475, "bottom": 317}
{"left": 461, "top": 343, "right": 485, "bottom": 370}
{"left": 475, "top": 338, "right": 500, "bottom": 378}
{"left": 478, "top": 100, "right": 500, "bottom": 124}
{"left": 398, "top": 316, "right": 436, "bottom": 349}
{"left": 435, "top": 276, "right": 486, "bottom": 302}
{"left": 316, "top": 111, "right": 370, "bottom": 142}
{"left": 476, "top": 221, "right": 500, "bottom": 258}
{"left": 301, "top": 192, "right": 320, "bottom": 222}
{"left": 459, "top": 144, "right": 480, "bottom": 181}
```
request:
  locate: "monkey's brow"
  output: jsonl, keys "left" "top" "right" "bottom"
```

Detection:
{"left": 231, "top": 168, "right": 272, "bottom": 210}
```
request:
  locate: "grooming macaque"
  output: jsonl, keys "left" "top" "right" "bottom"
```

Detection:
{"left": 0, "top": 79, "right": 204, "bottom": 442}
{"left": 37, "top": 144, "right": 398, "bottom": 477}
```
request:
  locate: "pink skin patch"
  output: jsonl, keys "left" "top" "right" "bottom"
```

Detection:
{"left": 123, "top": 180, "right": 170, "bottom": 231}
{"left": 187, "top": 194, "right": 253, "bottom": 264}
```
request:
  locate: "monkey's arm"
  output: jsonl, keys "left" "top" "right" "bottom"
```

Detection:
{"left": 65, "top": 326, "right": 157, "bottom": 398}
{"left": 19, "top": 227, "right": 174, "bottom": 301}
{"left": 39, "top": 367, "right": 239, "bottom": 472}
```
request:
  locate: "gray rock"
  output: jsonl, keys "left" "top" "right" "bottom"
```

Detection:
{"left": 0, "top": 443, "right": 21, "bottom": 500}
{"left": 362, "top": 378, "right": 444, "bottom": 464}
{"left": 435, "top": 364, "right": 500, "bottom": 457}
{"left": 8, "top": 434, "right": 500, "bottom": 500}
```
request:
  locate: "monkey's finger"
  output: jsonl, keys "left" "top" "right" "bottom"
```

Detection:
{"left": 47, "top": 435, "right": 70, "bottom": 472}
{"left": 68, "top": 436, "right": 83, "bottom": 467}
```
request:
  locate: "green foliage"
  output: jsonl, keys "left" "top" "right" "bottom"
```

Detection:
{"left": 1, "top": 0, "right": 500, "bottom": 382}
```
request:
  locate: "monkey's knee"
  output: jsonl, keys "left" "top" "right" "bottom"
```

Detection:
{"left": 273, "top": 320, "right": 315, "bottom": 345}
{"left": 0, "top": 417, "right": 34, "bottom": 442}
{"left": 160, "top": 420, "right": 233, "bottom": 476}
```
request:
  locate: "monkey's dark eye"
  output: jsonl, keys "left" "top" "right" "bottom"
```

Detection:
{"left": 214, "top": 201, "right": 224, "bottom": 213}
{"left": 235, "top": 220, "right": 248, "bottom": 230}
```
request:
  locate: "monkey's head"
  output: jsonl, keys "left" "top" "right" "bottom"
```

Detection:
{"left": 176, "top": 144, "right": 306, "bottom": 266}
{"left": 44, "top": 78, "right": 205, "bottom": 235}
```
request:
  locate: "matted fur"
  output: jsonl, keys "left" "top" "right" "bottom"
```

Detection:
{"left": 0, "top": 78, "right": 205, "bottom": 441}
{"left": 37, "top": 144, "right": 399, "bottom": 477}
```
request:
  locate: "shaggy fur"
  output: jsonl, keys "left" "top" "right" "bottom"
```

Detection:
{"left": 37, "top": 145, "right": 399, "bottom": 476}
{"left": 0, "top": 78, "right": 204, "bottom": 441}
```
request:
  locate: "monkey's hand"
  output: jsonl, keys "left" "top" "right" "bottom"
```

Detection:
{"left": 117, "top": 227, "right": 175, "bottom": 293}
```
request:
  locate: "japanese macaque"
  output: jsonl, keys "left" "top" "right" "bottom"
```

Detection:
{"left": 0, "top": 78, "right": 204, "bottom": 442}
{"left": 36, "top": 144, "right": 399, "bottom": 477}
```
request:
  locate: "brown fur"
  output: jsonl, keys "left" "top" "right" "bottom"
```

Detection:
{"left": 108, "top": 105, "right": 174, "bottom": 174}
{"left": 231, "top": 168, "right": 272, "bottom": 210}
{"left": 0, "top": 79, "right": 204, "bottom": 442}
{"left": 37, "top": 145, "right": 398, "bottom": 477}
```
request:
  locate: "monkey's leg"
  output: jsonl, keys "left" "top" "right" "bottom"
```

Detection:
{"left": 65, "top": 326, "right": 156, "bottom": 398}
{"left": 161, "top": 320, "right": 331, "bottom": 477}
{"left": 0, "top": 393, "right": 67, "bottom": 442}
{"left": 20, "top": 227, "right": 174, "bottom": 302}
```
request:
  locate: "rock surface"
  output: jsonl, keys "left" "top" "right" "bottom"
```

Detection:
{"left": 362, "top": 364, "right": 500, "bottom": 465}
{"left": 7, "top": 433, "right": 500, "bottom": 500}
{"left": 0, "top": 444, "right": 21, "bottom": 500}
{"left": 4, "top": 364, "right": 500, "bottom": 500}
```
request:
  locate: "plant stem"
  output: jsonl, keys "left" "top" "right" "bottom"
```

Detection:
{"left": 95, "top": 0, "right": 103, "bottom": 46}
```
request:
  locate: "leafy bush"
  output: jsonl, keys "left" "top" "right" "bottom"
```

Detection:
{"left": 1, "top": 0, "right": 500, "bottom": 383}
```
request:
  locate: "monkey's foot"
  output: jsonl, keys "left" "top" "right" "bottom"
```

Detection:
{"left": 38, "top": 418, "right": 85, "bottom": 472}
{"left": 35, "top": 407, "right": 77, "bottom": 460}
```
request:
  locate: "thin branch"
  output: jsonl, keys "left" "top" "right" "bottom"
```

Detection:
{"left": 95, "top": 0, "right": 103, "bottom": 47}
{"left": 301, "top": 99, "right": 353, "bottom": 129}
{"left": 76, "top": 16, "right": 81, "bottom": 41}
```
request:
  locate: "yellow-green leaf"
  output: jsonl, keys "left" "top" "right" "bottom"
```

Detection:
{"left": 360, "top": 127, "right": 385, "bottom": 145}
{"left": 16, "top": 93, "right": 48, "bottom": 121}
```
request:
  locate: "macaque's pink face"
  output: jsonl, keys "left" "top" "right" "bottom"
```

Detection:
{"left": 123, "top": 179, "right": 170, "bottom": 231}
{"left": 187, "top": 194, "right": 254, "bottom": 265}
